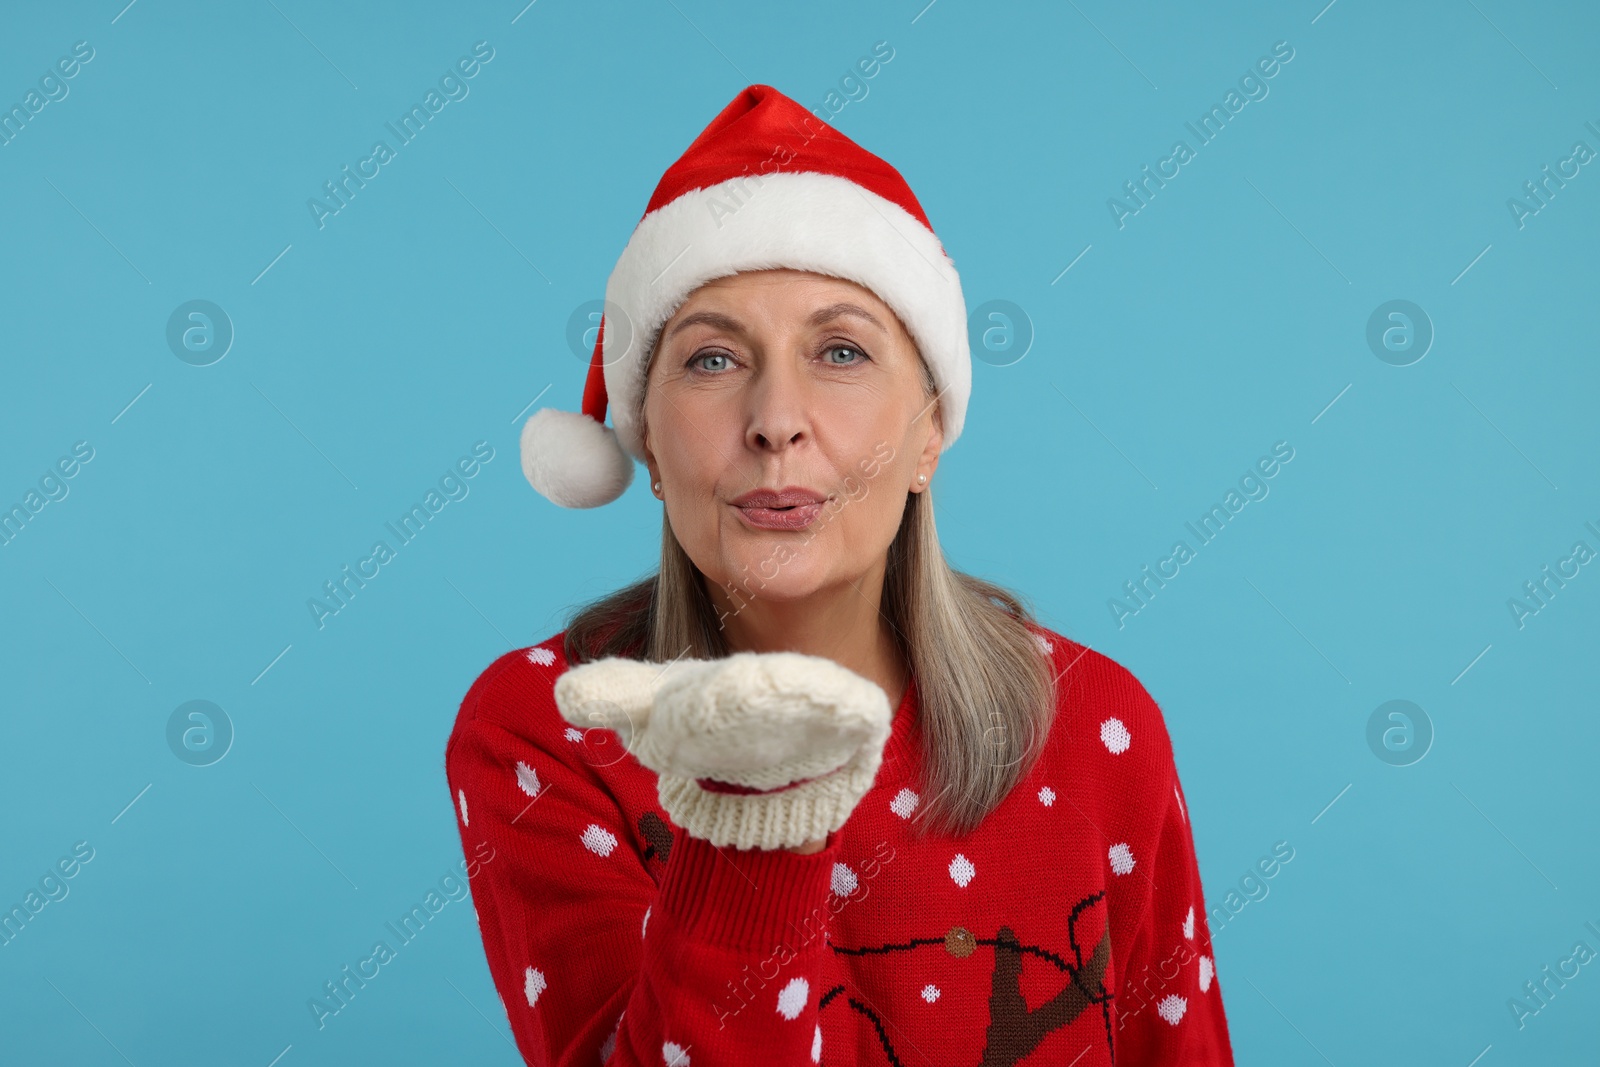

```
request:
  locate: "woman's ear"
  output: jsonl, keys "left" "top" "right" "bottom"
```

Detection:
{"left": 639, "top": 415, "right": 660, "bottom": 494}
{"left": 914, "top": 404, "right": 943, "bottom": 491}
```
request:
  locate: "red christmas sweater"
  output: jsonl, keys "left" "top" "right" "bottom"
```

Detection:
{"left": 443, "top": 625, "right": 1235, "bottom": 1066}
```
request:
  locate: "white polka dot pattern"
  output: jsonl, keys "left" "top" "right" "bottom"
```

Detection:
{"left": 524, "top": 966, "right": 546, "bottom": 1006}
{"left": 776, "top": 976, "right": 808, "bottom": 1019}
{"left": 581, "top": 824, "right": 619, "bottom": 857}
{"left": 1100, "top": 717, "right": 1131, "bottom": 754}
{"left": 890, "top": 787, "right": 920, "bottom": 818}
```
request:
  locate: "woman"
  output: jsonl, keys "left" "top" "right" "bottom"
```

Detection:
{"left": 446, "top": 84, "right": 1235, "bottom": 1066}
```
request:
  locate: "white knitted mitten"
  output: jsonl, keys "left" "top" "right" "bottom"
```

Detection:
{"left": 553, "top": 651, "right": 896, "bottom": 851}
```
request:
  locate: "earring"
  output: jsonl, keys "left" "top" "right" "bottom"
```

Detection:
{"left": 652, "top": 480, "right": 661, "bottom": 495}
{"left": 918, "top": 474, "right": 926, "bottom": 483}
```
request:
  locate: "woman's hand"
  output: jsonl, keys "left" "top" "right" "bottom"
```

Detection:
{"left": 553, "top": 650, "right": 894, "bottom": 851}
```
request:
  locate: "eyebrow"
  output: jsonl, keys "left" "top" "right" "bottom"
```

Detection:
{"left": 664, "top": 301, "right": 885, "bottom": 341}
{"left": 807, "top": 302, "right": 885, "bottom": 330}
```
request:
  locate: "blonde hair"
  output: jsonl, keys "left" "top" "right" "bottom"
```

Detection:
{"left": 561, "top": 320, "right": 1057, "bottom": 840}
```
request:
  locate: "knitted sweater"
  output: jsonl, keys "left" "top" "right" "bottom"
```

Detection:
{"left": 443, "top": 625, "right": 1235, "bottom": 1066}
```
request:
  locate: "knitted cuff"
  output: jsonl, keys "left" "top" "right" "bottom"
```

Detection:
{"left": 656, "top": 746, "right": 884, "bottom": 851}
{"left": 655, "top": 825, "right": 839, "bottom": 953}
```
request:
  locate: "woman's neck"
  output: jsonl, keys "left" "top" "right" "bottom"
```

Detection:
{"left": 713, "top": 582, "right": 910, "bottom": 712}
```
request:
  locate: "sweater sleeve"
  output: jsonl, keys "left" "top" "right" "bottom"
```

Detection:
{"left": 1105, "top": 686, "right": 1236, "bottom": 1065}
{"left": 445, "top": 660, "right": 843, "bottom": 1066}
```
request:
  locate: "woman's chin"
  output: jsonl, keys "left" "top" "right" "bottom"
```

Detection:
{"left": 712, "top": 557, "right": 827, "bottom": 604}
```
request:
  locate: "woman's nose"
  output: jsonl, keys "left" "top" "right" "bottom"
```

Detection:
{"left": 744, "top": 355, "right": 813, "bottom": 451}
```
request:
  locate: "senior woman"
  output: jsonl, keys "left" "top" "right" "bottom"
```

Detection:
{"left": 445, "top": 85, "right": 1235, "bottom": 1067}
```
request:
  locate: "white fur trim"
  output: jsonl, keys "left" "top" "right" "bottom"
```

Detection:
{"left": 520, "top": 407, "right": 634, "bottom": 509}
{"left": 601, "top": 171, "right": 970, "bottom": 463}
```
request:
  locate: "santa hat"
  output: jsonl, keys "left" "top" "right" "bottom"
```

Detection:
{"left": 520, "top": 83, "right": 971, "bottom": 509}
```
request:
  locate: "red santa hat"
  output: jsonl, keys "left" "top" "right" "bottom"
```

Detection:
{"left": 520, "top": 83, "right": 971, "bottom": 509}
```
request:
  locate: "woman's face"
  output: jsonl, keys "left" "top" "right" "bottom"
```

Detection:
{"left": 640, "top": 269, "right": 942, "bottom": 613}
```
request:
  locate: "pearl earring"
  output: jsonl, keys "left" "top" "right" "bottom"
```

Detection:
{"left": 918, "top": 474, "right": 926, "bottom": 483}
{"left": 652, "top": 480, "right": 661, "bottom": 494}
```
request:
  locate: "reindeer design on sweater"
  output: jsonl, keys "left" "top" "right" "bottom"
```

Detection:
{"left": 819, "top": 891, "right": 1114, "bottom": 1066}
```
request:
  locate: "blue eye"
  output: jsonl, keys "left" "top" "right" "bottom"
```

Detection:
{"left": 824, "top": 345, "right": 868, "bottom": 365}
{"left": 688, "top": 351, "right": 734, "bottom": 373}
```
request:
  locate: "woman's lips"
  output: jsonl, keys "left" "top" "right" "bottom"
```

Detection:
{"left": 733, "top": 501, "right": 824, "bottom": 530}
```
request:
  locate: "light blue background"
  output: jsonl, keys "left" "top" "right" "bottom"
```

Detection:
{"left": 2, "top": 1, "right": 1596, "bottom": 1064}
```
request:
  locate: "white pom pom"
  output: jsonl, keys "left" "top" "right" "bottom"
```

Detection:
{"left": 520, "top": 408, "right": 635, "bottom": 508}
